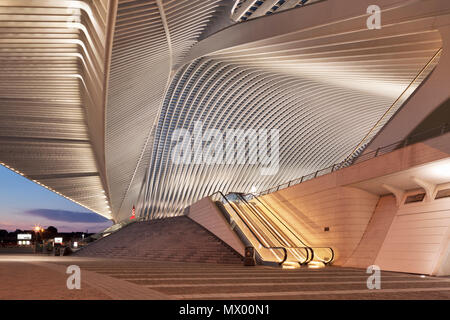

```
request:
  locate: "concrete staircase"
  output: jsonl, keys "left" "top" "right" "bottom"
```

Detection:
{"left": 75, "top": 216, "right": 244, "bottom": 264}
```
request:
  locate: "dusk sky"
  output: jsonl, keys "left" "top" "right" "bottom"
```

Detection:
{"left": 0, "top": 165, "right": 113, "bottom": 233}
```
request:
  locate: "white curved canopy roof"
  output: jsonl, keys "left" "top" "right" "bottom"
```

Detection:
{"left": 1, "top": 0, "right": 450, "bottom": 222}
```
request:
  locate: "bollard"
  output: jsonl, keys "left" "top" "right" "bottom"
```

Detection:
{"left": 244, "top": 246, "right": 256, "bottom": 266}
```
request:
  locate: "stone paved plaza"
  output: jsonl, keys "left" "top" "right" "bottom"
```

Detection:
{"left": 1, "top": 254, "right": 449, "bottom": 300}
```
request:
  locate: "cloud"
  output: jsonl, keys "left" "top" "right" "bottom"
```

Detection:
{"left": 24, "top": 209, "right": 110, "bottom": 223}
{"left": 54, "top": 222, "right": 113, "bottom": 233}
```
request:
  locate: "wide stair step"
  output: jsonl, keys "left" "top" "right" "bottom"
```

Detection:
{"left": 75, "top": 216, "right": 243, "bottom": 265}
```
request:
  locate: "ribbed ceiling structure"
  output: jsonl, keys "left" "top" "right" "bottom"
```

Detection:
{"left": 1, "top": 0, "right": 450, "bottom": 223}
{"left": 138, "top": 0, "right": 446, "bottom": 218}
{"left": 105, "top": 0, "right": 227, "bottom": 221}
{"left": 0, "top": 0, "right": 115, "bottom": 218}
{"left": 231, "top": 0, "right": 323, "bottom": 22}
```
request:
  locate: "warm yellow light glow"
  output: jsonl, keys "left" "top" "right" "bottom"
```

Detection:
{"left": 282, "top": 262, "right": 300, "bottom": 269}
{"left": 427, "top": 161, "right": 450, "bottom": 180}
{"left": 308, "top": 261, "right": 326, "bottom": 269}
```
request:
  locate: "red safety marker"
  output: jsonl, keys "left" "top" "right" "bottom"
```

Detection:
{"left": 130, "top": 205, "right": 136, "bottom": 220}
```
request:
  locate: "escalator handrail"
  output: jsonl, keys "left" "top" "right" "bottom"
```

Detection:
{"left": 210, "top": 191, "right": 288, "bottom": 265}
{"left": 283, "top": 246, "right": 313, "bottom": 265}
{"left": 235, "top": 193, "right": 312, "bottom": 265}
{"left": 309, "top": 247, "right": 335, "bottom": 264}
{"left": 248, "top": 193, "right": 335, "bottom": 264}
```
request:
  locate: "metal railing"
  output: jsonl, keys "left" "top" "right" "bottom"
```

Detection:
{"left": 257, "top": 123, "right": 449, "bottom": 196}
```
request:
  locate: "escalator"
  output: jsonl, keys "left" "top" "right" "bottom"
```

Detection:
{"left": 210, "top": 191, "right": 334, "bottom": 268}
{"left": 242, "top": 193, "right": 334, "bottom": 266}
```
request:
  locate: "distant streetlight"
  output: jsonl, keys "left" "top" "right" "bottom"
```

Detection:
{"left": 33, "top": 225, "right": 43, "bottom": 253}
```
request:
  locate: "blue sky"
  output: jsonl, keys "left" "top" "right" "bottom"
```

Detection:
{"left": 0, "top": 165, "right": 112, "bottom": 233}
